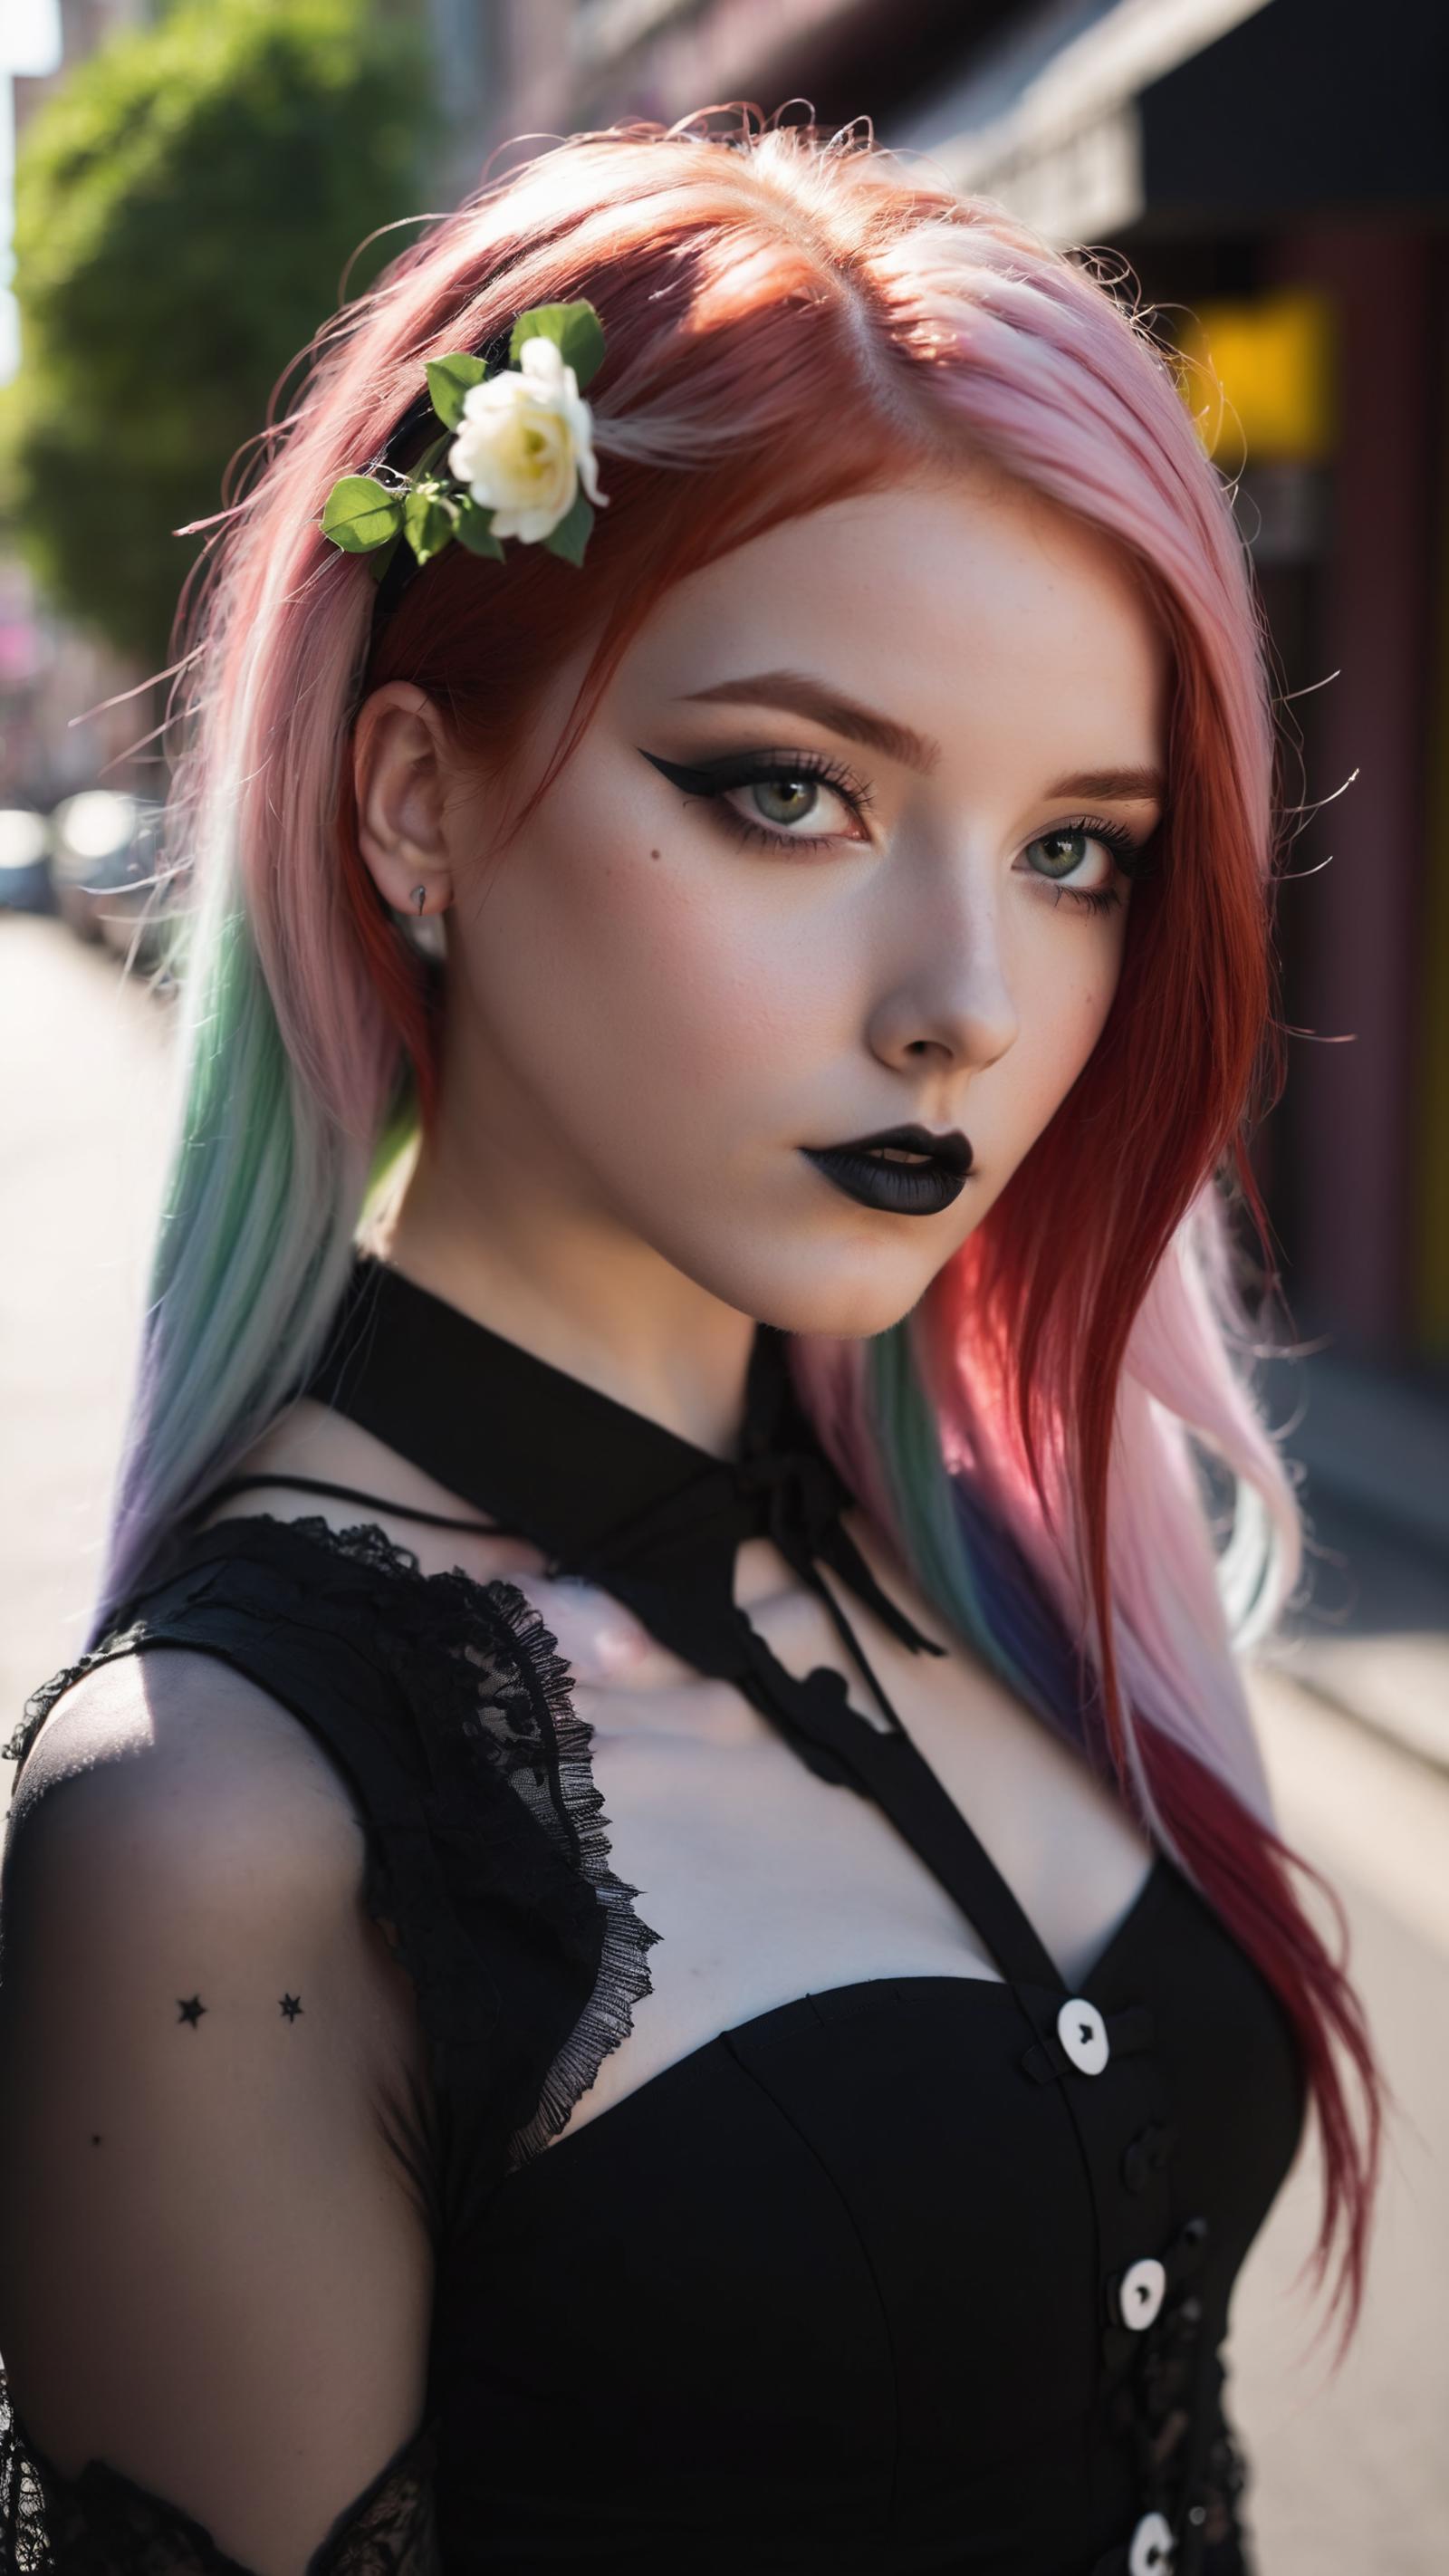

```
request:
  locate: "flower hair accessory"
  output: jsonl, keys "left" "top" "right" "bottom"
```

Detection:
{"left": 320, "top": 298, "right": 608, "bottom": 584}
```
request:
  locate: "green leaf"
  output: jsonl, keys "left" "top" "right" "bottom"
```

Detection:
{"left": 321, "top": 474, "right": 404, "bottom": 552}
{"left": 453, "top": 493, "right": 504, "bottom": 558}
{"left": 403, "top": 487, "right": 454, "bottom": 564}
{"left": 510, "top": 298, "right": 605, "bottom": 392}
{"left": 425, "top": 351, "right": 488, "bottom": 431}
{"left": 541, "top": 488, "right": 593, "bottom": 568}
{"left": 365, "top": 528, "right": 403, "bottom": 586}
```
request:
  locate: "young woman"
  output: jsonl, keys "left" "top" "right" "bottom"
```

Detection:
{"left": 0, "top": 109, "right": 1377, "bottom": 2576}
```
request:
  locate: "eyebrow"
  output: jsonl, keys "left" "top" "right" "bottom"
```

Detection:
{"left": 1043, "top": 764, "right": 1166, "bottom": 805}
{"left": 677, "top": 669, "right": 1166, "bottom": 805}
{"left": 677, "top": 670, "right": 942, "bottom": 774}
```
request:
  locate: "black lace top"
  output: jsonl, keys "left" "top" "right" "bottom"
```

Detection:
{"left": 0, "top": 1255, "right": 1306, "bottom": 2575}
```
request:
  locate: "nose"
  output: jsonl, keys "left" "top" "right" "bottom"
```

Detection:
{"left": 864, "top": 890, "right": 1020, "bottom": 1075}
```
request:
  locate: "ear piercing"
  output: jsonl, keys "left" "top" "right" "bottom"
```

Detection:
{"left": 412, "top": 884, "right": 427, "bottom": 914}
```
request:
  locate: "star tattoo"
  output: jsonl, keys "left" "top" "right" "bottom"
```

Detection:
{"left": 177, "top": 1995, "right": 206, "bottom": 2027}
{"left": 279, "top": 1994, "right": 303, "bottom": 2021}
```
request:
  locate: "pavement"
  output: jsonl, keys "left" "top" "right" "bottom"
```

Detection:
{"left": 1233, "top": 1666, "right": 1449, "bottom": 2575}
{"left": 1253, "top": 1359, "right": 1449, "bottom": 1776}
{"left": 1, "top": 909, "right": 1445, "bottom": 2570}
{"left": 0, "top": 914, "right": 176, "bottom": 1738}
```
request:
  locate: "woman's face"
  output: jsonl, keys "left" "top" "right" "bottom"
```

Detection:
{"left": 367, "top": 469, "right": 1166, "bottom": 1341}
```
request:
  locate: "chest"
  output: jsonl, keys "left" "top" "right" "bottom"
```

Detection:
{"left": 512, "top": 1523, "right": 1154, "bottom": 2143}
{"left": 208, "top": 1409, "right": 1154, "bottom": 2141}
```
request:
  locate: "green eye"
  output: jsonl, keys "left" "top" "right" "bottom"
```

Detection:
{"left": 756, "top": 773, "right": 823, "bottom": 824}
{"left": 1021, "top": 814, "right": 1156, "bottom": 918}
{"left": 639, "top": 747, "right": 876, "bottom": 854}
{"left": 1030, "top": 827, "right": 1098, "bottom": 879}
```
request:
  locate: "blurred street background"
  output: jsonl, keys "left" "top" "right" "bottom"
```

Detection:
{"left": 2, "top": 2, "right": 1446, "bottom": 2568}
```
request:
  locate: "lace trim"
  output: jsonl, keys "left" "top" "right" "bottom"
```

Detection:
{"left": 465, "top": 1577, "right": 667, "bottom": 2172}
{"left": 275, "top": 1515, "right": 666, "bottom": 2178}
{"left": 5, "top": 1514, "right": 663, "bottom": 2203}
{"left": 5, "top": 1615, "right": 159, "bottom": 1770}
{"left": 1195, "top": 2416, "right": 1252, "bottom": 2571}
{"left": 0, "top": 2371, "right": 443, "bottom": 2573}
{"left": 1104, "top": 2274, "right": 1252, "bottom": 2574}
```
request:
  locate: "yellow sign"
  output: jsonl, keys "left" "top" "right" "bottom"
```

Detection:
{"left": 1176, "top": 290, "right": 1336, "bottom": 466}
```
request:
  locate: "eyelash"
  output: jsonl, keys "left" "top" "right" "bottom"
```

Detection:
{"left": 713, "top": 749, "right": 878, "bottom": 849}
{"left": 1030, "top": 816, "right": 1153, "bottom": 916}
{"left": 650, "top": 749, "right": 1157, "bottom": 916}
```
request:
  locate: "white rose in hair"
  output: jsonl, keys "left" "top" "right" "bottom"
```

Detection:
{"left": 447, "top": 335, "right": 607, "bottom": 543}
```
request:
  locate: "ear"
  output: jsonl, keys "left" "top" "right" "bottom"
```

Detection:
{"left": 352, "top": 683, "right": 460, "bottom": 918}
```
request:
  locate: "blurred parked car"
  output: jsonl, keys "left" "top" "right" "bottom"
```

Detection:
{"left": 49, "top": 792, "right": 171, "bottom": 968}
{"left": 0, "top": 808, "right": 57, "bottom": 917}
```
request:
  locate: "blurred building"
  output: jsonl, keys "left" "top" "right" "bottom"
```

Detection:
{"left": 469, "top": 0, "right": 1449, "bottom": 1393}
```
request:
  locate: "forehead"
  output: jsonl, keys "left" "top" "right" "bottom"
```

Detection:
{"left": 615, "top": 472, "right": 1167, "bottom": 774}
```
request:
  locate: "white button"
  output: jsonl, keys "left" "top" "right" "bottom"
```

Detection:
{"left": 1128, "top": 2509, "right": 1176, "bottom": 2573}
{"left": 1118, "top": 2256, "right": 1167, "bottom": 2329}
{"left": 1057, "top": 1994, "right": 1109, "bottom": 2075}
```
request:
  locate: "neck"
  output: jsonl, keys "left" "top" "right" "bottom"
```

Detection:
{"left": 372, "top": 1132, "right": 760, "bottom": 1461}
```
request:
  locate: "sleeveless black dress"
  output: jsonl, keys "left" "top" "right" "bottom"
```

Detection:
{"left": 0, "top": 1254, "right": 1305, "bottom": 2575}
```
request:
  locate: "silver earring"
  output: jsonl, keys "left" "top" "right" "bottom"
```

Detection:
{"left": 412, "top": 885, "right": 427, "bottom": 915}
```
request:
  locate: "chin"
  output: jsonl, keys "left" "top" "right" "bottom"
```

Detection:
{"left": 698, "top": 1245, "right": 942, "bottom": 1344}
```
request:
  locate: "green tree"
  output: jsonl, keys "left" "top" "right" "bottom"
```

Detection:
{"left": 5, "top": 0, "right": 437, "bottom": 669}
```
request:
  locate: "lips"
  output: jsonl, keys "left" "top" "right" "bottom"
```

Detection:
{"left": 831, "top": 1124, "right": 974, "bottom": 1176}
{"left": 800, "top": 1123, "right": 974, "bottom": 1217}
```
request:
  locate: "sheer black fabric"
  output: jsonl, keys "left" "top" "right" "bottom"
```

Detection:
{"left": 0, "top": 2387, "right": 441, "bottom": 2572}
{"left": 0, "top": 1255, "right": 1307, "bottom": 2573}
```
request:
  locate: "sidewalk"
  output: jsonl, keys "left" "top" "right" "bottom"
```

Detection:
{"left": 1251, "top": 1354, "right": 1449, "bottom": 1774}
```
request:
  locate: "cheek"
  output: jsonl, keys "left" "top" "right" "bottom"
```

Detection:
{"left": 522, "top": 794, "right": 825, "bottom": 1099}
{"left": 1009, "top": 926, "right": 1126, "bottom": 1130}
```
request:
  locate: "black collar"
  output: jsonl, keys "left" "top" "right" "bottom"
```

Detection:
{"left": 214, "top": 1250, "right": 1080, "bottom": 1993}
{"left": 296, "top": 1254, "right": 945, "bottom": 1771}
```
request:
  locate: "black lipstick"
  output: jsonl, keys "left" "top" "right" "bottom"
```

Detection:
{"left": 800, "top": 1124, "right": 974, "bottom": 1217}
